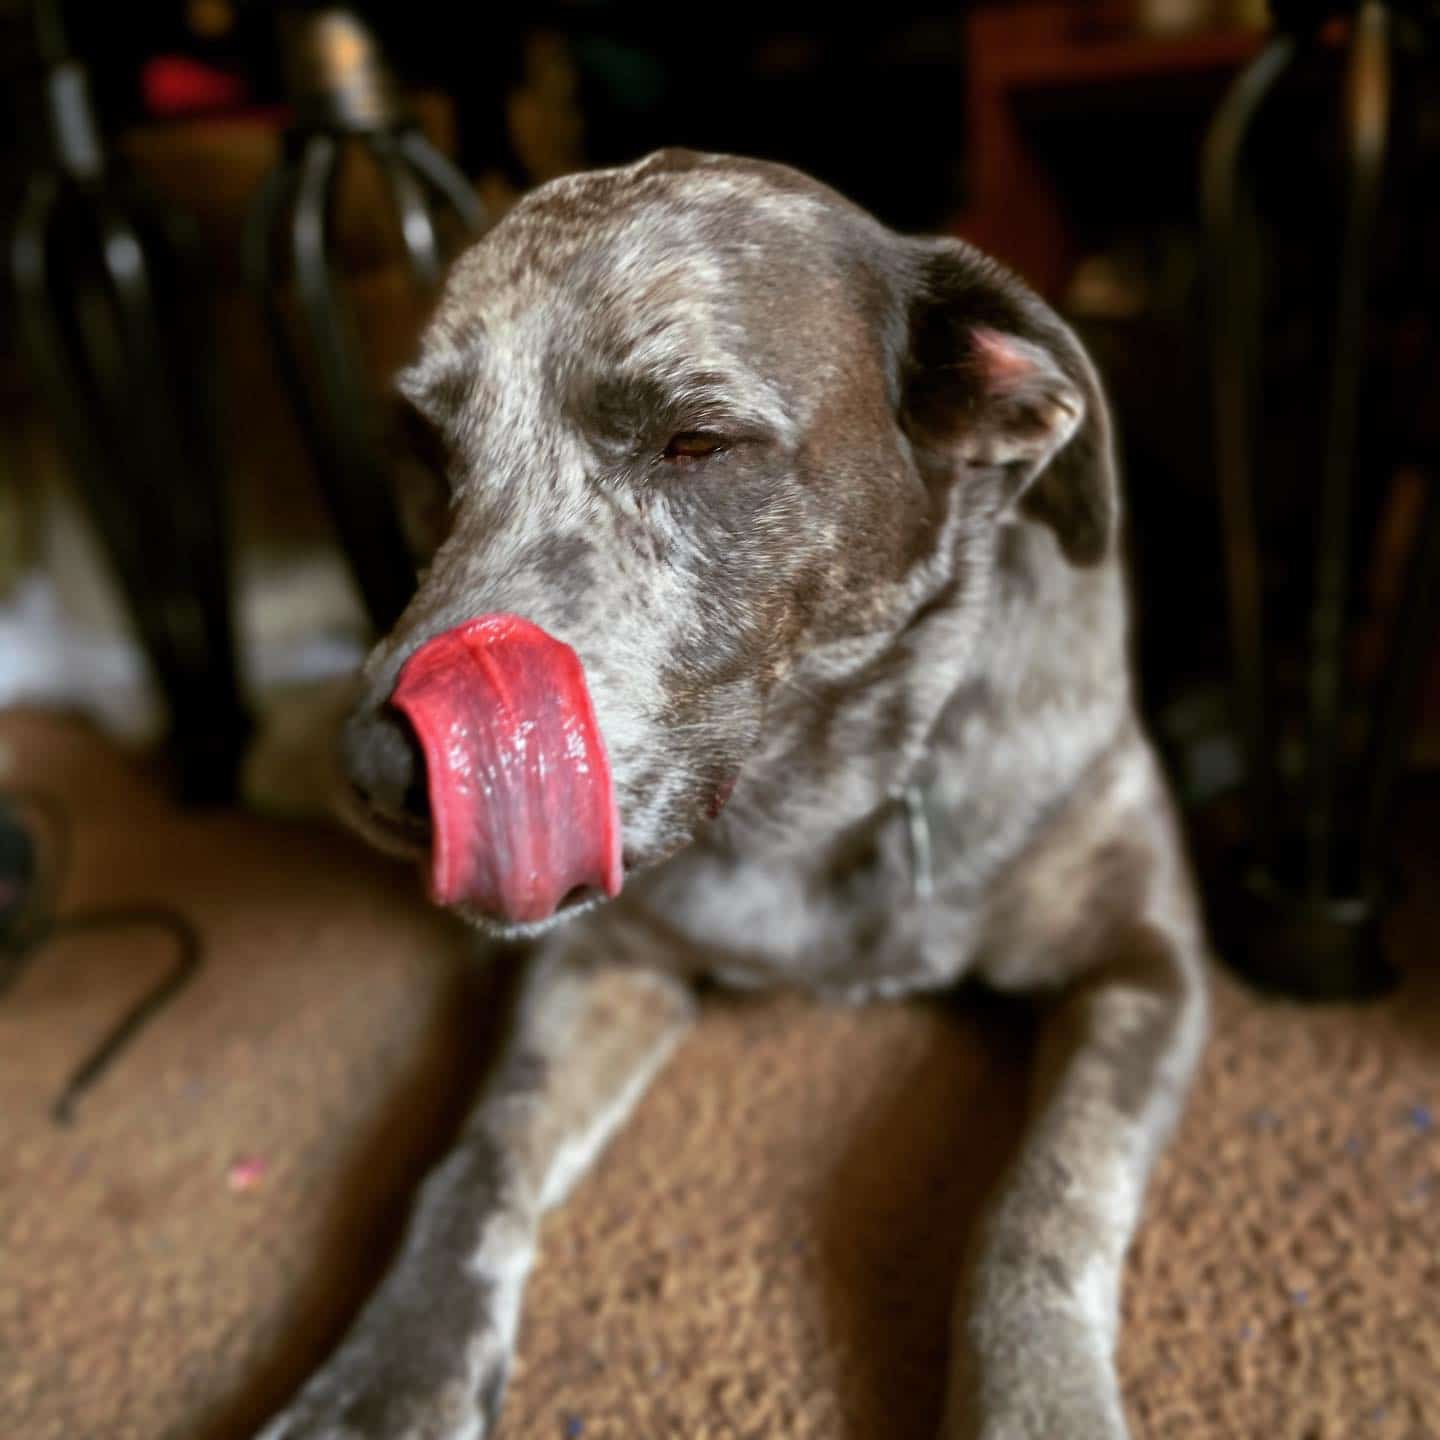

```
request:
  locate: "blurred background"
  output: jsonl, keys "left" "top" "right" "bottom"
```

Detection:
{"left": 3, "top": 4, "right": 1440, "bottom": 1438}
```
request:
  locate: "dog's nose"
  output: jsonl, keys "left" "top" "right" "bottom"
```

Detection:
{"left": 341, "top": 703, "right": 430, "bottom": 830}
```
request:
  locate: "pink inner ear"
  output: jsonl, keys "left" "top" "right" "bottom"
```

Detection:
{"left": 970, "top": 327, "right": 1043, "bottom": 392}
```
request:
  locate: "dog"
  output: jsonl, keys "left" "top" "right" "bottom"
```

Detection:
{"left": 258, "top": 149, "right": 1209, "bottom": 1440}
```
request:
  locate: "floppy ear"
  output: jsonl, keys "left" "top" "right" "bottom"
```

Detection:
{"left": 901, "top": 239, "right": 1115, "bottom": 566}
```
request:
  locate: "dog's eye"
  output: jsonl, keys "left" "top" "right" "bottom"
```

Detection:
{"left": 661, "top": 431, "right": 726, "bottom": 462}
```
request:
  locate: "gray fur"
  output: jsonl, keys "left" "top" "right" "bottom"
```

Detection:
{"left": 268, "top": 149, "right": 1209, "bottom": 1440}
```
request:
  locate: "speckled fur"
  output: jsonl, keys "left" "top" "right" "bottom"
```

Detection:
{"left": 268, "top": 151, "right": 1210, "bottom": 1440}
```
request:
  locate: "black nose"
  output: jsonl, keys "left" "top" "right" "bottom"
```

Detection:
{"left": 341, "top": 703, "right": 430, "bottom": 830}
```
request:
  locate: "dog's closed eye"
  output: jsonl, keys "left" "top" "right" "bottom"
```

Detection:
{"left": 662, "top": 431, "right": 727, "bottom": 463}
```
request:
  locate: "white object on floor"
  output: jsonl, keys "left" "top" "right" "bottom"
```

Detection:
{"left": 0, "top": 573, "right": 161, "bottom": 738}
{"left": 0, "top": 550, "right": 369, "bottom": 742}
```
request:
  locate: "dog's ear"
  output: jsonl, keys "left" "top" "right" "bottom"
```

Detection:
{"left": 900, "top": 239, "right": 1114, "bottom": 566}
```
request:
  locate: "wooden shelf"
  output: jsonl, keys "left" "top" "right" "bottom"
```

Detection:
{"left": 996, "top": 26, "right": 1263, "bottom": 94}
{"left": 957, "top": 4, "right": 1271, "bottom": 296}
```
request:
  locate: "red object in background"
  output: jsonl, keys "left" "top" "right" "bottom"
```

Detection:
{"left": 142, "top": 56, "right": 248, "bottom": 118}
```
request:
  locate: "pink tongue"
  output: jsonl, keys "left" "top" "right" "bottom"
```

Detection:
{"left": 390, "top": 614, "right": 623, "bottom": 922}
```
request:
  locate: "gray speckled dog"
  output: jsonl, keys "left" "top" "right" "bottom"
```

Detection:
{"left": 259, "top": 149, "right": 1209, "bottom": 1440}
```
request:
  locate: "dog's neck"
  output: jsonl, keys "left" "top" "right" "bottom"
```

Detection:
{"left": 713, "top": 514, "right": 1128, "bottom": 880}
{"left": 616, "top": 515, "right": 1130, "bottom": 977}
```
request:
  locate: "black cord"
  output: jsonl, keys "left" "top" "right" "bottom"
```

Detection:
{"left": 0, "top": 786, "right": 205, "bottom": 1126}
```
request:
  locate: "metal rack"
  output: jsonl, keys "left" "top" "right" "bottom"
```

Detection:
{"left": 244, "top": 5, "right": 486, "bottom": 634}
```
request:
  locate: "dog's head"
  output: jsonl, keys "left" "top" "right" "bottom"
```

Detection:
{"left": 340, "top": 149, "right": 1114, "bottom": 936}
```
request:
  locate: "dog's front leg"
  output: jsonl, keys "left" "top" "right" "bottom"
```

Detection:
{"left": 944, "top": 918, "right": 1208, "bottom": 1440}
{"left": 258, "top": 947, "right": 694, "bottom": 1440}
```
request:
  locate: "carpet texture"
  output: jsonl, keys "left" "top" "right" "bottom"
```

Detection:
{"left": 1, "top": 710, "right": 1437, "bottom": 1440}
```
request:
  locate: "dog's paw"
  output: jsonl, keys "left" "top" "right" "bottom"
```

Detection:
{"left": 253, "top": 1353, "right": 508, "bottom": 1440}
{"left": 955, "top": 1417, "right": 1128, "bottom": 1440}
{"left": 942, "top": 1340, "right": 1130, "bottom": 1440}
{"left": 945, "top": 1387, "right": 1129, "bottom": 1440}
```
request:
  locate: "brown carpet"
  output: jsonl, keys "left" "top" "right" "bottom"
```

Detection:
{"left": 1, "top": 710, "right": 1437, "bottom": 1440}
